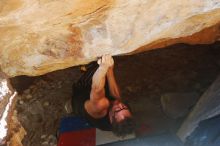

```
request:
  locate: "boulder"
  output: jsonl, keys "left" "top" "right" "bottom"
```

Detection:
{"left": 0, "top": 0, "right": 220, "bottom": 77}
{"left": 0, "top": 72, "right": 26, "bottom": 145}
{"left": 161, "top": 92, "right": 200, "bottom": 119}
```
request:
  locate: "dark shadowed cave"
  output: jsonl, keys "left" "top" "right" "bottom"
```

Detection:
{"left": 10, "top": 42, "right": 220, "bottom": 146}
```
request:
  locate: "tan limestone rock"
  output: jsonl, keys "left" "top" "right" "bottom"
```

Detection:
{"left": 0, "top": 0, "right": 220, "bottom": 77}
{"left": 7, "top": 110, "right": 26, "bottom": 146}
{"left": 0, "top": 72, "right": 26, "bottom": 146}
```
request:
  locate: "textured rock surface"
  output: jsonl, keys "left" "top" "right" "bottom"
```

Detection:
{"left": 8, "top": 110, "right": 26, "bottom": 146}
{"left": 161, "top": 92, "right": 199, "bottom": 119}
{"left": 0, "top": 72, "right": 15, "bottom": 144}
{"left": 0, "top": 72, "right": 26, "bottom": 146}
{"left": 0, "top": 0, "right": 220, "bottom": 77}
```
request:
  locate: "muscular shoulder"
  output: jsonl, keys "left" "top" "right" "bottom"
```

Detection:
{"left": 85, "top": 97, "right": 110, "bottom": 118}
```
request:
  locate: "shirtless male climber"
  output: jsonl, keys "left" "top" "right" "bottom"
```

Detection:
{"left": 71, "top": 55, "right": 135, "bottom": 137}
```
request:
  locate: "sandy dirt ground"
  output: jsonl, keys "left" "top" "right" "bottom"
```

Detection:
{"left": 11, "top": 42, "right": 220, "bottom": 146}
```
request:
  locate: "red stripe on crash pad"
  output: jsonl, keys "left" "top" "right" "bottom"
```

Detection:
{"left": 58, "top": 128, "right": 96, "bottom": 146}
